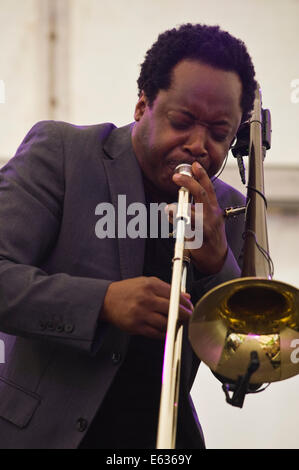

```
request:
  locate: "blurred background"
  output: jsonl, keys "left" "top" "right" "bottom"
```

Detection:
{"left": 0, "top": 0, "right": 298, "bottom": 449}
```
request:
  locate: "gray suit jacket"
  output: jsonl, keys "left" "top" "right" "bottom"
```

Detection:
{"left": 0, "top": 121, "right": 245, "bottom": 449}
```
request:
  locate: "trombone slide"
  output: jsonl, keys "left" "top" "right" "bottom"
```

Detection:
{"left": 156, "top": 171, "right": 191, "bottom": 449}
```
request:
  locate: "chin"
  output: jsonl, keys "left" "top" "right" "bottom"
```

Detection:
{"left": 160, "top": 181, "right": 179, "bottom": 201}
{"left": 146, "top": 170, "right": 179, "bottom": 202}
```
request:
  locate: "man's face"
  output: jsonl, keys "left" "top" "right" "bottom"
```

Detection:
{"left": 131, "top": 59, "right": 243, "bottom": 201}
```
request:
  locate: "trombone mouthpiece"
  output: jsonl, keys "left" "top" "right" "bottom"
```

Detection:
{"left": 174, "top": 163, "right": 193, "bottom": 177}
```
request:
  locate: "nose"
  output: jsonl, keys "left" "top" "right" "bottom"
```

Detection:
{"left": 182, "top": 126, "right": 208, "bottom": 159}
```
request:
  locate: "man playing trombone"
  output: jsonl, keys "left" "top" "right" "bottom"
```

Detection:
{"left": 0, "top": 23, "right": 256, "bottom": 449}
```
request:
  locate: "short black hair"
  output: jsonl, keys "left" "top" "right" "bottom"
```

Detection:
{"left": 137, "top": 23, "right": 257, "bottom": 123}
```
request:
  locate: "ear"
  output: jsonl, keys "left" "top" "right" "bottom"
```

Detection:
{"left": 134, "top": 91, "right": 148, "bottom": 121}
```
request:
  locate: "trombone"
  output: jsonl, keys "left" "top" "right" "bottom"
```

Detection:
{"left": 189, "top": 84, "right": 299, "bottom": 386}
{"left": 156, "top": 83, "right": 299, "bottom": 449}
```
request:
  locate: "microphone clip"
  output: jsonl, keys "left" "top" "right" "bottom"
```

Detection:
{"left": 231, "top": 109, "right": 272, "bottom": 185}
{"left": 220, "top": 351, "right": 264, "bottom": 408}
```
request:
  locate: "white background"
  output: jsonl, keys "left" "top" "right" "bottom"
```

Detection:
{"left": 0, "top": 0, "right": 299, "bottom": 449}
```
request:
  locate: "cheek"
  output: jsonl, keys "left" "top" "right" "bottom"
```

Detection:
{"left": 136, "top": 124, "right": 162, "bottom": 169}
{"left": 148, "top": 134, "right": 177, "bottom": 167}
{"left": 208, "top": 146, "right": 228, "bottom": 176}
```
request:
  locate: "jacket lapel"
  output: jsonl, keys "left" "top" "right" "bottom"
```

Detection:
{"left": 102, "top": 123, "right": 146, "bottom": 280}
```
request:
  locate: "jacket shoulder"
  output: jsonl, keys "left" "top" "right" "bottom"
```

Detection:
{"left": 26, "top": 120, "right": 116, "bottom": 144}
{"left": 213, "top": 177, "right": 245, "bottom": 209}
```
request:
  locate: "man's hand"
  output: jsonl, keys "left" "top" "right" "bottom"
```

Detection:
{"left": 169, "top": 161, "right": 228, "bottom": 274}
{"left": 100, "top": 276, "right": 193, "bottom": 339}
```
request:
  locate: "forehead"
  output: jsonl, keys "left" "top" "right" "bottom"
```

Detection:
{"left": 157, "top": 60, "right": 242, "bottom": 123}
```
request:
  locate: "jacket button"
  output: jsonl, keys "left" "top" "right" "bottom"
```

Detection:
{"left": 112, "top": 352, "right": 122, "bottom": 364}
{"left": 64, "top": 323, "right": 75, "bottom": 334}
{"left": 76, "top": 418, "right": 88, "bottom": 432}
{"left": 39, "top": 321, "right": 46, "bottom": 330}
{"left": 56, "top": 323, "right": 64, "bottom": 333}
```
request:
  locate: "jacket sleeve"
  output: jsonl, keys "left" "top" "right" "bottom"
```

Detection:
{"left": 0, "top": 121, "right": 111, "bottom": 354}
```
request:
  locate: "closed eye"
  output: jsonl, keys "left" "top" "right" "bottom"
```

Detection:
{"left": 169, "top": 119, "right": 193, "bottom": 130}
{"left": 167, "top": 110, "right": 194, "bottom": 130}
{"left": 211, "top": 132, "right": 229, "bottom": 142}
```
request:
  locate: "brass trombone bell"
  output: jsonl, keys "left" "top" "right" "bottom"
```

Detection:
{"left": 189, "top": 277, "right": 299, "bottom": 384}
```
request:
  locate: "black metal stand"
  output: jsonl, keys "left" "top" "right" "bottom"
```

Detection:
{"left": 220, "top": 351, "right": 261, "bottom": 408}
{"left": 231, "top": 109, "right": 272, "bottom": 184}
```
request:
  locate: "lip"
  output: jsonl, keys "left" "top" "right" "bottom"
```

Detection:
{"left": 166, "top": 158, "right": 209, "bottom": 174}
{"left": 166, "top": 159, "right": 195, "bottom": 172}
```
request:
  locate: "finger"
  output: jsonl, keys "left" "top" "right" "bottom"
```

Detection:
{"left": 148, "top": 276, "right": 171, "bottom": 299}
{"left": 191, "top": 162, "right": 218, "bottom": 205}
{"left": 172, "top": 162, "right": 217, "bottom": 205}
{"left": 146, "top": 311, "right": 168, "bottom": 333}
{"left": 183, "top": 292, "right": 191, "bottom": 298}
{"left": 151, "top": 296, "right": 171, "bottom": 316}
{"left": 180, "top": 292, "right": 194, "bottom": 311}
{"left": 178, "top": 302, "right": 193, "bottom": 323}
{"left": 151, "top": 284, "right": 193, "bottom": 318}
{"left": 173, "top": 173, "right": 209, "bottom": 204}
{"left": 147, "top": 301, "right": 191, "bottom": 337}
{"left": 143, "top": 326, "right": 165, "bottom": 340}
